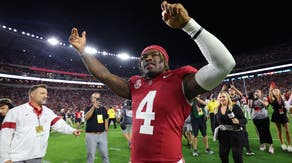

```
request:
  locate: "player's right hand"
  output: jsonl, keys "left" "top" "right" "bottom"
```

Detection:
{"left": 69, "top": 28, "right": 87, "bottom": 54}
{"left": 161, "top": 1, "right": 191, "bottom": 29}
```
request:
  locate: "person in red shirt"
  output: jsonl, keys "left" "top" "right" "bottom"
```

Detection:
{"left": 75, "top": 110, "right": 82, "bottom": 129}
{"left": 69, "top": 1, "right": 235, "bottom": 162}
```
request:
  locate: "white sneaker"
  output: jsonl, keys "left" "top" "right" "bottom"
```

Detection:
{"left": 259, "top": 144, "right": 266, "bottom": 151}
{"left": 287, "top": 145, "right": 292, "bottom": 152}
{"left": 281, "top": 144, "right": 287, "bottom": 151}
{"left": 192, "top": 151, "right": 199, "bottom": 157}
{"left": 269, "top": 146, "right": 274, "bottom": 154}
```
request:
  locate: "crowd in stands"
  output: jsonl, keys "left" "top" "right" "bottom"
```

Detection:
{"left": 1, "top": 71, "right": 290, "bottom": 115}
{"left": 205, "top": 72, "right": 291, "bottom": 101}
{"left": 234, "top": 42, "right": 292, "bottom": 70}
{"left": 1, "top": 42, "right": 291, "bottom": 80}
{"left": 0, "top": 79, "right": 125, "bottom": 114}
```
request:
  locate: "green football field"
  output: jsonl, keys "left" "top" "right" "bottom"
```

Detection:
{"left": 44, "top": 114, "right": 292, "bottom": 163}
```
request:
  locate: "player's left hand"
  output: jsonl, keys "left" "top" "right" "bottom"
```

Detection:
{"left": 161, "top": 1, "right": 191, "bottom": 29}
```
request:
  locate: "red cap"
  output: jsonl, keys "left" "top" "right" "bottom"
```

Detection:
{"left": 141, "top": 45, "right": 169, "bottom": 62}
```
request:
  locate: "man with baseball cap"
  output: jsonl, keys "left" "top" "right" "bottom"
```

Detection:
{"left": 69, "top": 1, "right": 236, "bottom": 162}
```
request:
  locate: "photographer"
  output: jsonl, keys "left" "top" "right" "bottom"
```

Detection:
{"left": 120, "top": 100, "right": 133, "bottom": 148}
{"left": 84, "top": 92, "right": 109, "bottom": 163}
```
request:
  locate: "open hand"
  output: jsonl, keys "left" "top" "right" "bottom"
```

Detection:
{"left": 69, "top": 28, "right": 86, "bottom": 54}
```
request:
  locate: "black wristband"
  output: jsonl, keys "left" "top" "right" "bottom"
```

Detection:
{"left": 192, "top": 27, "right": 203, "bottom": 40}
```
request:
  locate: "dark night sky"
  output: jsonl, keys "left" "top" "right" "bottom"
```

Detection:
{"left": 0, "top": 0, "right": 291, "bottom": 67}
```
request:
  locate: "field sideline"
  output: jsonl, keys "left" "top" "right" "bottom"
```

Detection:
{"left": 44, "top": 114, "right": 292, "bottom": 163}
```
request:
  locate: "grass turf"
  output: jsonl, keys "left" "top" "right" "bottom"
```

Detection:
{"left": 44, "top": 114, "right": 292, "bottom": 163}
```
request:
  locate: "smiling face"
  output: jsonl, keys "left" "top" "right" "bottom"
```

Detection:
{"left": 272, "top": 88, "right": 281, "bottom": 96}
{"left": 218, "top": 91, "right": 231, "bottom": 106}
{"left": 140, "top": 49, "right": 168, "bottom": 79}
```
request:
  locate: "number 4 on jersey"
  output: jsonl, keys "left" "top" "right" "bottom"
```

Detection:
{"left": 136, "top": 91, "right": 156, "bottom": 135}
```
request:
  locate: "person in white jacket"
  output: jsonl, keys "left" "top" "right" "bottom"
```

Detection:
{"left": 0, "top": 84, "right": 82, "bottom": 163}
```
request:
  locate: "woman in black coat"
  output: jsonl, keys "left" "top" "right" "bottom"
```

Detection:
{"left": 214, "top": 91, "right": 247, "bottom": 163}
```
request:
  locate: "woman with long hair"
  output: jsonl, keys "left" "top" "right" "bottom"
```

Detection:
{"left": 269, "top": 85, "right": 291, "bottom": 152}
{"left": 250, "top": 89, "right": 274, "bottom": 154}
{"left": 214, "top": 91, "right": 247, "bottom": 163}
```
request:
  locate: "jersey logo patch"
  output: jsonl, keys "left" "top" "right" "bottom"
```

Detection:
{"left": 134, "top": 79, "right": 142, "bottom": 89}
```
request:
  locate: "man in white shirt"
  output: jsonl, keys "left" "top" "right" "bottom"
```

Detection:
{"left": 0, "top": 84, "right": 82, "bottom": 163}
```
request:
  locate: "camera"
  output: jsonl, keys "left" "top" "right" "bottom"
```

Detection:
{"left": 123, "top": 100, "right": 132, "bottom": 110}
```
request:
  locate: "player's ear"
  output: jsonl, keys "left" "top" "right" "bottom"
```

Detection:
{"left": 138, "top": 61, "right": 145, "bottom": 77}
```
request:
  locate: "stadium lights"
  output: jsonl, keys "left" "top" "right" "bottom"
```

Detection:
{"left": 1, "top": 23, "right": 138, "bottom": 60}
{"left": 47, "top": 37, "right": 59, "bottom": 46}
{"left": 85, "top": 46, "right": 97, "bottom": 55}
{"left": 117, "top": 53, "right": 130, "bottom": 60}
{"left": 101, "top": 51, "right": 108, "bottom": 55}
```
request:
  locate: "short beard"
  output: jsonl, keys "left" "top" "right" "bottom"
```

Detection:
{"left": 145, "top": 71, "right": 159, "bottom": 79}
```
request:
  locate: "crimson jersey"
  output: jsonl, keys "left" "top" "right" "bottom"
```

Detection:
{"left": 75, "top": 111, "right": 82, "bottom": 119}
{"left": 129, "top": 66, "right": 197, "bottom": 162}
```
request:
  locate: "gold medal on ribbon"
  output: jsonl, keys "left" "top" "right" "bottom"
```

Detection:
{"left": 36, "top": 125, "right": 44, "bottom": 133}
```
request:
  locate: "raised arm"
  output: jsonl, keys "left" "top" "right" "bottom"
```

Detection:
{"left": 230, "top": 84, "right": 243, "bottom": 98}
{"left": 195, "top": 96, "right": 207, "bottom": 106}
{"left": 84, "top": 105, "right": 95, "bottom": 120}
{"left": 160, "top": 1, "right": 236, "bottom": 101}
{"left": 69, "top": 28, "right": 130, "bottom": 99}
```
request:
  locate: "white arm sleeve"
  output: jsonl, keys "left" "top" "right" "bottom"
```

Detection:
{"left": 183, "top": 19, "right": 236, "bottom": 91}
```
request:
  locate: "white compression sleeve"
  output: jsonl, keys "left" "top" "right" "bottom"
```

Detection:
{"left": 183, "top": 19, "right": 236, "bottom": 91}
